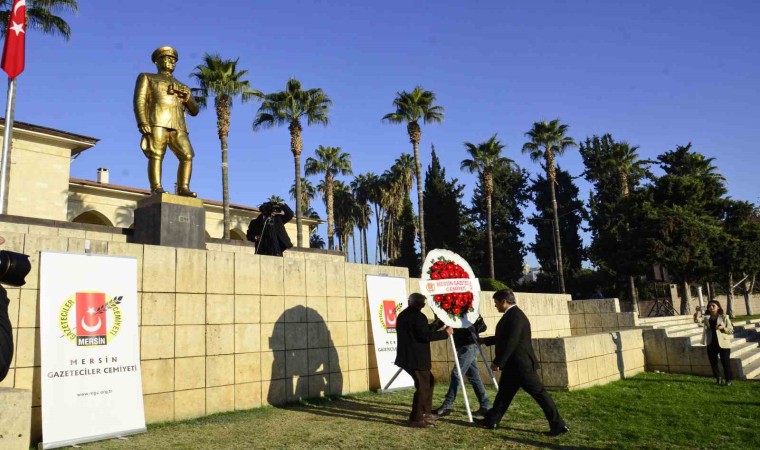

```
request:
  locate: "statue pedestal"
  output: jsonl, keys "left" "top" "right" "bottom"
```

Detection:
{"left": 133, "top": 193, "right": 206, "bottom": 249}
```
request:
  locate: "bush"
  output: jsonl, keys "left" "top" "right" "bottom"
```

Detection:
{"left": 479, "top": 278, "right": 509, "bottom": 292}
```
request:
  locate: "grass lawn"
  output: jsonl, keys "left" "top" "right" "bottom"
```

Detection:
{"left": 78, "top": 372, "right": 759, "bottom": 450}
{"left": 733, "top": 314, "right": 760, "bottom": 321}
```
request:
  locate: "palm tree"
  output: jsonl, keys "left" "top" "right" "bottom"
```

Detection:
{"left": 305, "top": 145, "right": 352, "bottom": 250}
{"left": 267, "top": 194, "right": 285, "bottom": 203}
{"left": 522, "top": 119, "right": 577, "bottom": 294}
{"left": 190, "top": 54, "right": 259, "bottom": 239}
{"left": 290, "top": 177, "right": 316, "bottom": 214}
{"left": 253, "top": 78, "right": 332, "bottom": 247}
{"left": 351, "top": 174, "right": 375, "bottom": 263}
{"left": 331, "top": 181, "right": 358, "bottom": 260}
{"left": 363, "top": 172, "right": 383, "bottom": 263}
{"left": 379, "top": 166, "right": 407, "bottom": 261}
{"left": 382, "top": 86, "right": 444, "bottom": 259}
{"left": 461, "top": 134, "right": 516, "bottom": 279}
{"left": 0, "top": 0, "right": 78, "bottom": 40}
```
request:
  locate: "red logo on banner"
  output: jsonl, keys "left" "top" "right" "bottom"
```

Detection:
{"left": 76, "top": 292, "right": 107, "bottom": 336}
{"left": 383, "top": 300, "right": 398, "bottom": 328}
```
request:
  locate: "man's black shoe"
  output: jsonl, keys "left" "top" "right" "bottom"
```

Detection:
{"left": 473, "top": 407, "right": 488, "bottom": 417}
{"left": 474, "top": 418, "right": 498, "bottom": 429}
{"left": 432, "top": 406, "right": 452, "bottom": 417}
{"left": 548, "top": 425, "right": 570, "bottom": 437}
{"left": 408, "top": 420, "right": 435, "bottom": 429}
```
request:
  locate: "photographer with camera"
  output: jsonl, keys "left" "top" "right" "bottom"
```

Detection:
{"left": 246, "top": 201, "right": 294, "bottom": 256}
{"left": 0, "top": 236, "right": 32, "bottom": 382}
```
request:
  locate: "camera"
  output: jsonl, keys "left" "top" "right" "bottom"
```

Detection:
{"left": 0, "top": 250, "right": 31, "bottom": 287}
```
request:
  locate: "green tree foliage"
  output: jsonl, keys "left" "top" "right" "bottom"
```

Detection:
{"left": 0, "top": 0, "right": 78, "bottom": 40}
{"left": 423, "top": 145, "right": 465, "bottom": 255}
{"left": 631, "top": 144, "right": 727, "bottom": 313}
{"left": 528, "top": 168, "right": 586, "bottom": 294}
{"left": 390, "top": 196, "right": 421, "bottom": 277}
{"left": 305, "top": 146, "right": 352, "bottom": 251}
{"left": 463, "top": 164, "right": 530, "bottom": 286}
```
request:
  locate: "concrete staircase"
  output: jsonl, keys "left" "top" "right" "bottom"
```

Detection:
{"left": 640, "top": 316, "right": 760, "bottom": 380}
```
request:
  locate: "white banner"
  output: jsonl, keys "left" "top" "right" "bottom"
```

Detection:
{"left": 366, "top": 275, "right": 414, "bottom": 391}
{"left": 40, "top": 252, "right": 145, "bottom": 449}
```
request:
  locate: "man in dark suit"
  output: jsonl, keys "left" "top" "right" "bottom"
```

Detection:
{"left": 476, "top": 289, "right": 569, "bottom": 436}
{"left": 394, "top": 293, "right": 452, "bottom": 428}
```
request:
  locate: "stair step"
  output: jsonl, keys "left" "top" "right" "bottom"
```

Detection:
{"left": 740, "top": 349, "right": 760, "bottom": 367}
{"left": 742, "top": 359, "right": 760, "bottom": 379}
{"left": 731, "top": 341, "right": 760, "bottom": 357}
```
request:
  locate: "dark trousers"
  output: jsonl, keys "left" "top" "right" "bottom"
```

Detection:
{"left": 706, "top": 342, "right": 733, "bottom": 381}
{"left": 405, "top": 369, "right": 434, "bottom": 422}
{"left": 486, "top": 367, "right": 565, "bottom": 430}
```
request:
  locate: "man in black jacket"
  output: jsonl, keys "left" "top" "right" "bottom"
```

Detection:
{"left": 477, "top": 289, "right": 569, "bottom": 436}
{"left": 433, "top": 316, "right": 490, "bottom": 417}
{"left": 247, "top": 202, "right": 294, "bottom": 256}
{"left": 0, "top": 236, "right": 14, "bottom": 382}
{"left": 394, "top": 293, "right": 452, "bottom": 428}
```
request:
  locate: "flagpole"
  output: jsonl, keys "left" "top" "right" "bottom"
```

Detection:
{"left": 0, "top": 77, "right": 16, "bottom": 214}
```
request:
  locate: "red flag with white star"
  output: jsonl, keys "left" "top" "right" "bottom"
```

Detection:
{"left": 1, "top": 0, "right": 26, "bottom": 78}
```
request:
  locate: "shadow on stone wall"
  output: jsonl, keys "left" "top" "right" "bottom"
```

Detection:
{"left": 266, "top": 305, "right": 342, "bottom": 405}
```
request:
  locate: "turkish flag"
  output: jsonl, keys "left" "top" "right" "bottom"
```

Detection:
{"left": 76, "top": 292, "right": 107, "bottom": 336}
{"left": 1, "top": 0, "right": 26, "bottom": 78}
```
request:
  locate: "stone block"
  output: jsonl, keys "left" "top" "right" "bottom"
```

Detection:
{"left": 283, "top": 259, "right": 306, "bottom": 296}
{"left": 600, "top": 313, "right": 619, "bottom": 329}
{"left": 566, "top": 361, "right": 580, "bottom": 387}
{"left": 286, "top": 349, "right": 309, "bottom": 377}
{"left": 346, "top": 321, "right": 367, "bottom": 345}
{"left": 348, "top": 370, "right": 368, "bottom": 393}
{"left": 235, "top": 324, "right": 261, "bottom": 353}
{"left": 143, "top": 392, "right": 174, "bottom": 424}
{"left": 344, "top": 264, "right": 363, "bottom": 298}
{"left": 261, "top": 351, "right": 285, "bottom": 381}
{"left": 206, "top": 354, "right": 234, "bottom": 387}
{"left": 308, "top": 348, "right": 329, "bottom": 373}
{"left": 305, "top": 260, "right": 327, "bottom": 297}
{"left": 307, "top": 296, "right": 328, "bottom": 322}
{"left": 207, "top": 294, "right": 234, "bottom": 324}
{"left": 348, "top": 345, "right": 368, "bottom": 371}
{"left": 285, "top": 323, "right": 308, "bottom": 350}
{"left": 541, "top": 362, "right": 569, "bottom": 389}
{"left": 176, "top": 248, "right": 207, "bottom": 293}
{"left": 539, "top": 339, "right": 566, "bottom": 363}
{"left": 174, "top": 388, "right": 205, "bottom": 421}
{"left": 327, "top": 296, "right": 347, "bottom": 322}
{"left": 309, "top": 374, "right": 330, "bottom": 398}
{"left": 176, "top": 293, "right": 205, "bottom": 325}
{"left": 14, "top": 327, "right": 38, "bottom": 367}
{"left": 665, "top": 336, "right": 692, "bottom": 367}
{"left": 329, "top": 346, "right": 348, "bottom": 373}
{"left": 287, "top": 375, "right": 309, "bottom": 402}
{"left": 133, "top": 194, "right": 205, "bottom": 249}
{"left": 142, "top": 292, "right": 175, "bottom": 326}
{"left": 141, "top": 359, "right": 174, "bottom": 394}
{"left": 643, "top": 330, "right": 668, "bottom": 367}
{"left": 284, "top": 297, "right": 307, "bottom": 322}
{"left": 107, "top": 242, "right": 144, "bottom": 291}
{"left": 235, "top": 253, "right": 261, "bottom": 295}
{"left": 142, "top": 245, "right": 177, "bottom": 293}
{"left": 235, "top": 352, "right": 261, "bottom": 383}
{"left": 175, "top": 325, "right": 205, "bottom": 357}
{"left": 563, "top": 337, "right": 580, "bottom": 362}
{"left": 206, "top": 385, "right": 235, "bottom": 414}
{"left": 235, "top": 295, "right": 260, "bottom": 324}
{"left": 346, "top": 297, "right": 365, "bottom": 321}
{"left": 206, "top": 324, "right": 234, "bottom": 355}
{"left": 235, "top": 382, "right": 262, "bottom": 410}
{"left": 568, "top": 313, "right": 585, "bottom": 331}
{"left": 330, "top": 372, "right": 347, "bottom": 396}
{"left": 328, "top": 322, "right": 348, "bottom": 347}
{"left": 13, "top": 367, "right": 40, "bottom": 407}
{"left": 308, "top": 322, "right": 330, "bottom": 348}
{"left": 260, "top": 256, "right": 284, "bottom": 295}
{"left": 67, "top": 238, "right": 107, "bottom": 254}
{"left": 23, "top": 235, "right": 68, "bottom": 289}
{"left": 175, "top": 357, "right": 206, "bottom": 390}
{"left": 141, "top": 326, "right": 175, "bottom": 360}
{"left": 325, "top": 261, "right": 346, "bottom": 297}
{"left": 0, "top": 388, "right": 31, "bottom": 450}
{"left": 263, "top": 379, "right": 287, "bottom": 405}
{"left": 207, "top": 251, "right": 234, "bottom": 294}
{"left": 260, "top": 296, "right": 284, "bottom": 323}
{"left": 0, "top": 222, "right": 29, "bottom": 234}
{"left": 582, "top": 301, "right": 601, "bottom": 314}
{"left": 261, "top": 322, "right": 285, "bottom": 351}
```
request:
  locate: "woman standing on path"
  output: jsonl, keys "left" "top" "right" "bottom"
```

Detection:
{"left": 694, "top": 300, "right": 734, "bottom": 385}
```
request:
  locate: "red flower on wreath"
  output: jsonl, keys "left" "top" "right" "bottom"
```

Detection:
{"left": 426, "top": 256, "right": 474, "bottom": 319}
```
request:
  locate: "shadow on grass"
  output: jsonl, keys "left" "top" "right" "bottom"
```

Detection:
{"left": 293, "top": 396, "right": 410, "bottom": 426}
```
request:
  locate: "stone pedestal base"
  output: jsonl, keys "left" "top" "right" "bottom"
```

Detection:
{"left": 133, "top": 193, "right": 205, "bottom": 249}
{"left": 0, "top": 388, "right": 31, "bottom": 450}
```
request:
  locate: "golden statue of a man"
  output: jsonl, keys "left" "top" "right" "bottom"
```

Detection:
{"left": 133, "top": 46, "right": 199, "bottom": 197}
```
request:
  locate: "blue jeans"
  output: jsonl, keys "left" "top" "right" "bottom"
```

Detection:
{"left": 441, "top": 343, "right": 490, "bottom": 409}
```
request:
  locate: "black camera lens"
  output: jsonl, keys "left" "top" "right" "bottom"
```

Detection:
{"left": 0, "top": 250, "right": 31, "bottom": 287}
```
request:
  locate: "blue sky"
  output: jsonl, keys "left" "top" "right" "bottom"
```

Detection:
{"left": 7, "top": 0, "right": 760, "bottom": 266}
